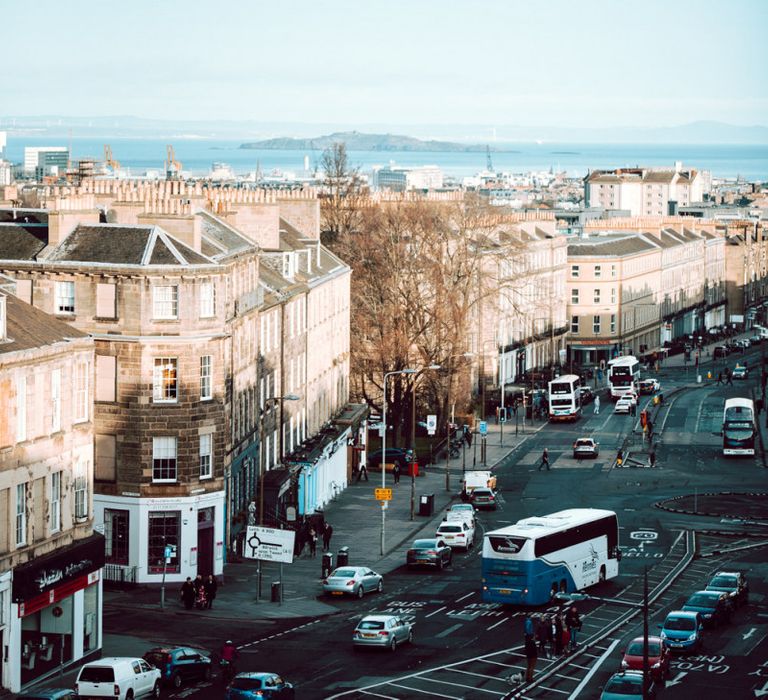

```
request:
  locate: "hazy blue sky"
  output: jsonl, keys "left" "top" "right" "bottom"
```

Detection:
{"left": 4, "top": 0, "right": 766, "bottom": 128}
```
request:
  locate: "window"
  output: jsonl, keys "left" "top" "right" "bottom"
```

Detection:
{"left": 200, "top": 356, "right": 212, "bottom": 400}
{"left": 96, "top": 355, "right": 117, "bottom": 402}
{"left": 51, "top": 369, "right": 61, "bottom": 433}
{"left": 571, "top": 315, "right": 579, "bottom": 333}
{"left": 50, "top": 472, "right": 61, "bottom": 533}
{"left": 96, "top": 283, "right": 116, "bottom": 318}
{"left": 74, "top": 461, "right": 88, "bottom": 520}
{"left": 611, "top": 288, "right": 617, "bottom": 304}
{"left": 610, "top": 314, "right": 616, "bottom": 334}
{"left": 74, "top": 361, "right": 89, "bottom": 422}
{"left": 153, "top": 285, "right": 178, "bottom": 320}
{"left": 595, "top": 265, "right": 602, "bottom": 278}
{"left": 152, "top": 437, "right": 177, "bottom": 482}
{"left": 571, "top": 265, "right": 579, "bottom": 278}
{"left": 16, "top": 483, "right": 26, "bottom": 546}
{"left": 55, "top": 281, "right": 75, "bottom": 314}
{"left": 199, "top": 281, "right": 215, "bottom": 318}
{"left": 16, "top": 375, "right": 26, "bottom": 442}
{"left": 147, "top": 511, "right": 180, "bottom": 573}
{"left": 611, "top": 264, "right": 617, "bottom": 278}
{"left": 153, "top": 358, "right": 178, "bottom": 402}
{"left": 95, "top": 434, "right": 117, "bottom": 481}
{"left": 200, "top": 433, "right": 212, "bottom": 479}
{"left": 593, "top": 289, "right": 601, "bottom": 303}
{"left": 571, "top": 289, "right": 579, "bottom": 303}
{"left": 593, "top": 315, "right": 601, "bottom": 334}
{"left": 104, "top": 509, "right": 129, "bottom": 564}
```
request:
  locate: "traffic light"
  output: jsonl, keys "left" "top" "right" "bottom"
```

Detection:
{"left": 640, "top": 410, "right": 648, "bottom": 428}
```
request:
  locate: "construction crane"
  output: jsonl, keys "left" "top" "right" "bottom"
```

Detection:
{"left": 486, "top": 145, "right": 494, "bottom": 173}
{"left": 164, "top": 145, "right": 182, "bottom": 179}
{"left": 103, "top": 144, "right": 120, "bottom": 171}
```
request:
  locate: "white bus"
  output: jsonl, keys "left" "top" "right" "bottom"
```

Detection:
{"left": 608, "top": 356, "right": 641, "bottom": 399}
{"left": 481, "top": 508, "right": 621, "bottom": 606}
{"left": 723, "top": 397, "right": 756, "bottom": 456}
{"left": 548, "top": 374, "right": 582, "bottom": 421}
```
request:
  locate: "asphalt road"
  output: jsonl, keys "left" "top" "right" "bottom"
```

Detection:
{"left": 99, "top": 346, "right": 768, "bottom": 700}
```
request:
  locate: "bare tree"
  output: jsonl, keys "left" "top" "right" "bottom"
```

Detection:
{"left": 319, "top": 142, "right": 365, "bottom": 245}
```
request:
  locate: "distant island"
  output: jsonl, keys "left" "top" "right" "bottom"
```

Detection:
{"left": 239, "top": 131, "right": 520, "bottom": 153}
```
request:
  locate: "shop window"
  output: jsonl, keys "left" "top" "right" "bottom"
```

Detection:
{"left": 83, "top": 583, "right": 100, "bottom": 653}
{"left": 104, "top": 509, "right": 129, "bottom": 564}
{"left": 20, "top": 596, "right": 73, "bottom": 686}
{"left": 148, "top": 511, "right": 180, "bottom": 573}
{"left": 153, "top": 358, "right": 178, "bottom": 402}
{"left": 152, "top": 437, "right": 177, "bottom": 482}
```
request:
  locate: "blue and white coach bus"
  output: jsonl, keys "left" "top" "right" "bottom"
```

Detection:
{"left": 481, "top": 508, "right": 621, "bottom": 605}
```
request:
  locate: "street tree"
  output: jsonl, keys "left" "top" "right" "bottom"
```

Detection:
{"left": 319, "top": 142, "right": 366, "bottom": 245}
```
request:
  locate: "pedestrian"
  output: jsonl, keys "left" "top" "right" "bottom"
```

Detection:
{"left": 561, "top": 624, "right": 571, "bottom": 654}
{"left": 194, "top": 576, "right": 207, "bottom": 610}
{"left": 756, "top": 397, "right": 764, "bottom": 415}
{"left": 524, "top": 614, "right": 534, "bottom": 640}
{"left": 204, "top": 574, "right": 217, "bottom": 609}
{"left": 538, "top": 448, "right": 550, "bottom": 471}
{"left": 322, "top": 522, "right": 333, "bottom": 552}
{"left": 565, "top": 605, "right": 582, "bottom": 651}
{"left": 308, "top": 527, "right": 317, "bottom": 557}
{"left": 616, "top": 448, "right": 623, "bottom": 467}
{"left": 726, "top": 368, "right": 733, "bottom": 386}
{"left": 649, "top": 448, "right": 656, "bottom": 468}
{"left": 717, "top": 372, "right": 723, "bottom": 385}
{"left": 180, "top": 577, "right": 195, "bottom": 610}
{"left": 358, "top": 462, "right": 368, "bottom": 482}
{"left": 551, "top": 614, "right": 564, "bottom": 656}
{"left": 593, "top": 395, "right": 600, "bottom": 415}
{"left": 465, "top": 426, "right": 473, "bottom": 447}
{"left": 535, "top": 615, "right": 549, "bottom": 659}
{"left": 524, "top": 634, "right": 538, "bottom": 683}
{"left": 392, "top": 462, "right": 401, "bottom": 484}
{"left": 630, "top": 400, "right": 636, "bottom": 417}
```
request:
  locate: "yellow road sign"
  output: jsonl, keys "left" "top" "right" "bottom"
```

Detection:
{"left": 375, "top": 488, "right": 393, "bottom": 501}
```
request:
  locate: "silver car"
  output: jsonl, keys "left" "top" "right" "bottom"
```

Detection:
{"left": 322, "top": 566, "right": 383, "bottom": 599}
{"left": 353, "top": 614, "right": 413, "bottom": 651}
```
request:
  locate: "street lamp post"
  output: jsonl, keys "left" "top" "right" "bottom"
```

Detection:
{"left": 382, "top": 369, "right": 416, "bottom": 555}
{"left": 443, "top": 353, "right": 473, "bottom": 493}
{"left": 409, "top": 365, "right": 441, "bottom": 521}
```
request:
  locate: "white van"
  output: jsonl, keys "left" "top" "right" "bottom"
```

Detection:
{"left": 75, "top": 657, "right": 161, "bottom": 699}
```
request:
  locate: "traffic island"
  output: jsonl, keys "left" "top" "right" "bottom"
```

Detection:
{"left": 654, "top": 491, "right": 768, "bottom": 519}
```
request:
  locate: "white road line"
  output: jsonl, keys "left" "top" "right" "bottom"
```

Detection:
{"left": 568, "top": 638, "right": 621, "bottom": 699}
{"left": 421, "top": 676, "right": 503, "bottom": 695}
{"left": 436, "top": 623, "right": 464, "bottom": 638}
{"left": 487, "top": 617, "right": 508, "bottom": 631}
{"left": 387, "top": 682, "right": 460, "bottom": 699}
{"left": 426, "top": 605, "right": 448, "bottom": 618}
{"left": 534, "top": 685, "right": 569, "bottom": 695}
{"left": 359, "top": 691, "right": 398, "bottom": 699}
{"left": 480, "top": 658, "right": 526, "bottom": 668}
{"left": 456, "top": 591, "right": 475, "bottom": 603}
{"left": 444, "top": 667, "right": 507, "bottom": 682}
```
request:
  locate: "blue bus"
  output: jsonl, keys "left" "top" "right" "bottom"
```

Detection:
{"left": 481, "top": 508, "right": 621, "bottom": 605}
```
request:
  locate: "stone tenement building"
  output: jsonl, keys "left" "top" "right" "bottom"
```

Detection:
{"left": 0, "top": 285, "right": 102, "bottom": 693}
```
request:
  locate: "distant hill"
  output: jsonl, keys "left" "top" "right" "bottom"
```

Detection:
{"left": 239, "top": 131, "right": 517, "bottom": 152}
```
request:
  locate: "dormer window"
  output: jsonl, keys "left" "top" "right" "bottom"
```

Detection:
{"left": 282, "top": 252, "right": 296, "bottom": 280}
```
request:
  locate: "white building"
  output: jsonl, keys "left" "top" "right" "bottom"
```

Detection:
{"left": 23, "top": 146, "right": 68, "bottom": 174}
{"left": 371, "top": 164, "right": 444, "bottom": 192}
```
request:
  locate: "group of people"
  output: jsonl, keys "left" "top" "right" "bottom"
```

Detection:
{"left": 180, "top": 574, "right": 218, "bottom": 610}
{"left": 523, "top": 606, "right": 582, "bottom": 683}
{"left": 295, "top": 520, "right": 334, "bottom": 557}
{"left": 716, "top": 368, "right": 735, "bottom": 385}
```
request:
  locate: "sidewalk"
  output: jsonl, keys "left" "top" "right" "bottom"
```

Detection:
{"left": 103, "top": 422, "right": 535, "bottom": 623}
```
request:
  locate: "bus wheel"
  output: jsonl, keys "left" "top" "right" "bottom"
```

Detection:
{"left": 599, "top": 566, "right": 606, "bottom": 583}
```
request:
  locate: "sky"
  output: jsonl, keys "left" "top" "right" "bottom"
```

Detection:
{"left": 3, "top": 0, "right": 766, "bottom": 129}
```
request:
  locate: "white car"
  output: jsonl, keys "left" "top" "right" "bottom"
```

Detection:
{"left": 614, "top": 395, "right": 635, "bottom": 414}
{"left": 436, "top": 519, "right": 475, "bottom": 549}
{"left": 76, "top": 658, "right": 161, "bottom": 699}
{"left": 446, "top": 503, "right": 476, "bottom": 525}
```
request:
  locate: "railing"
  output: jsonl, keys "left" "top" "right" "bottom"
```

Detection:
{"left": 102, "top": 563, "right": 138, "bottom": 587}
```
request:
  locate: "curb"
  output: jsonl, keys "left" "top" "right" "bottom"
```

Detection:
{"left": 654, "top": 491, "right": 768, "bottom": 517}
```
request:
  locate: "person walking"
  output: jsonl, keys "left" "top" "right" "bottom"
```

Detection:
{"left": 565, "top": 605, "right": 582, "bottom": 651}
{"left": 204, "top": 575, "right": 218, "bottom": 609}
{"left": 322, "top": 522, "right": 333, "bottom": 552}
{"left": 392, "top": 462, "right": 401, "bottom": 485}
{"left": 726, "top": 368, "right": 734, "bottom": 386}
{"left": 180, "top": 577, "right": 195, "bottom": 610}
{"left": 593, "top": 395, "right": 600, "bottom": 415}
{"left": 538, "top": 448, "right": 550, "bottom": 471}
{"left": 551, "top": 614, "right": 564, "bottom": 657}
{"left": 524, "top": 614, "right": 534, "bottom": 641}
{"left": 524, "top": 634, "right": 538, "bottom": 683}
{"left": 308, "top": 527, "right": 317, "bottom": 557}
{"left": 649, "top": 448, "right": 656, "bottom": 468}
{"left": 716, "top": 371, "right": 723, "bottom": 385}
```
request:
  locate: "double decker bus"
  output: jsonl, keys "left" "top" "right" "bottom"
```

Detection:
{"left": 548, "top": 374, "right": 582, "bottom": 421}
{"left": 608, "top": 355, "right": 641, "bottom": 399}
{"left": 481, "top": 508, "right": 621, "bottom": 605}
{"left": 723, "top": 397, "right": 756, "bottom": 456}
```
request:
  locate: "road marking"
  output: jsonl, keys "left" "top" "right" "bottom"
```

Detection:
{"left": 421, "top": 676, "right": 501, "bottom": 694}
{"left": 665, "top": 671, "right": 688, "bottom": 688}
{"left": 746, "top": 633, "right": 767, "bottom": 655}
{"left": 359, "top": 691, "right": 398, "bottom": 699}
{"left": 426, "top": 605, "right": 447, "bottom": 618}
{"left": 487, "top": 617, "right": 507, "bottom": 630}
{"left": 388, "top": 682, "right": 461, "bottom": 699}
{"left": 569, "top": 638, "right": 620, "bottom": 698}
{"left": 456, "top": 591, "right": 475, "bottom": 603}
{"left": 445, "top": 667, "right": 502, "bottom": 681}
{"left": 743, "top": 627, "right": 757, "bottom": 640}
{"left": 436, "top": 623, "right": 464, "bottom": 638}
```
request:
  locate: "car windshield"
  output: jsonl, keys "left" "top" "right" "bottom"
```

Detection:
{"left": 710, "top": 576, "right": 737, "bottom": 588}
{"left": 604, "top": 676, "right": 642, "bottom": 694}
{"left": 230, "top": 677, "right": 264, "bottom": 690}
{"left": 357, "top": 619, "right": 385, "bottom": 630}
{"left": 79, "top": 667, "right": 115, "bottom": 683}
{"left": 687, "top": 593, "right": 718, "bottom": 607}
{"left": 626, "top": 641, "right": 661, "bottom": 656}
{"left": 665, "top": 616, "right": 695, "bottom": 631}
{"left": 413, "top": 539, "right": 437, "bottom": 548}
{"left": 439, "top": 525, "right": 461, "bottom": 533}
{"left": 330, "top": 568, "right": 357, "bottom": 578}
{"left": 575, "top": 440, "right": 592, "bottom": 446}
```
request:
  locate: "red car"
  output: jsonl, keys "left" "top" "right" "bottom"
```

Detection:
{"left": 620, "top": 635, "right": 670, "bottom": 681}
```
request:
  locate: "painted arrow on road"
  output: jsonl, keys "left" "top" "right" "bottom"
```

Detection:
{"left": 754, "top": 679, "right": 768, "bottom": 697}
{"left": 666, "top": 672, "right": 688, "bottom": 688}
{"left": 744, "top": 627, "right": 757, "bottom": 640}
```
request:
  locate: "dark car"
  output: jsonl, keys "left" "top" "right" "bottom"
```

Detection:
{"left": 225, "top": 672, "right": 295, "bottom": 699}
{"left": 15, "top": 691, "right": 78, "bottom": 700}
{"left": 706, "top": 571, "right": 749, "bottom": 607}
{"left": 578, "top": 387, "right": 594, "bottom": 405}
{"left": 682, "top": 590, "right": 732, "bottom": 627}
{"left": 406, "top": 538, "right": 452, "bottom": 570}
{"left": 600, "top": 670, "right": 657, "bottom": 699}
{"left": 143, "top": 646, "right": 212, "bottom": 689}
{"left": 471, "top": 488, "right": 498, "bottom": 510}
{"left": 713, "top": 345, "right": 729, "bottom": 359}
{"left": 366, "top": 448, "right": 407, "bottom": 472}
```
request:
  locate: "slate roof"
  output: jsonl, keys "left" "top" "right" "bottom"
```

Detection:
{"left": 568, "top": 235, "right": 658, "bottom": 257}
{"left": 0, "top": 291, "right": 88, "bottom": 356}
{"left": 199, "top": 211, "right": 256, "bottom": 258}
{"left": 0, "top": 223, "right": 49, "bottom": 260}
{"left": 643, "top": 171, "right": 676, "bottom": 183}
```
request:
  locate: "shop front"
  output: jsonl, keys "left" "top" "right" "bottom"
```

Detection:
{"left": 6, "top": 534, "right": 104, "bottom": 693}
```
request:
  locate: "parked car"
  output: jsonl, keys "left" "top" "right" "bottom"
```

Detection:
{"left": 15, "top": 690, "right": 78, "bottom": 700}
{"left": 600, "top": 670, "right": 656, "bottom": 699}
{"left": 682, "top": 590, "right": 733, "bottom": 627}
{"left": 638, "top": 378, "right": 660, "bottom": 395}
{"left": 732, "top": 366, "right": 749, "bottom": 380}
{"left": 322, "top": 566, "right": 383, "bottom": 598}
{"left": 749, "top": 335, "right": 763, "bottom": 345}
{"left": 578, "top": 386, "right": 594, "bottom": 404}
{"left": 406, "top": 538, "right": 452, "bottom": 569}
{"left": 353, "top": 614, "right": 413, "bottom": 651}
{"left": 573, "top": 437, "right": 599, "bottom": 459}
{"left": 436, "top": 519, "right": 475, "bottom": 549}
{"left": 143, "top": 646, "right": 212, "bottom": 689}
{"left": 659, "top": 610, "right": 704, "bottom": 653}
{"left": 366, "top": 448, "right": 407, "bottom": 472}
{"left": 225, "top": 672, "right": 295, "bottom": 699}
{"left": 75, "top": 658, "right": 161, "bottom": 699}
{"left": 471, "top": 488, "right": 498, "bottom": 510}
{"left": 706, "top": 571, "right": 749, "bottom": 607}
{"left": 714, "top": 345, "right": 729, "bottom": 359}
{"left": 620, "top": 635, "right": 670, "bottom": 682}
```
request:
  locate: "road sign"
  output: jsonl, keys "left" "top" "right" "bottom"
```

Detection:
{"left": 164, "top": 544, "right": 176, "bottom": 563}
{"left": 426, "top": 414, "right": 437, "bottom": 436}
{"left": 244, "top": 526, "right": 295, "bottom": 564}
{"left": 479, "top": 421, "right": 487, "bottom": 436}
{"left": 375, "top": 488, "right": 393, "bottom": 500}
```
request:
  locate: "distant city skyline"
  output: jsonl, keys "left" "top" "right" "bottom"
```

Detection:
{"left": 2, "top": 0, "right": 766, "bottom": 129}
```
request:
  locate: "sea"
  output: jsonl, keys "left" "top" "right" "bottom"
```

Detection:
{"left": 5, "top": 137, "right": 768, "bottom": 181}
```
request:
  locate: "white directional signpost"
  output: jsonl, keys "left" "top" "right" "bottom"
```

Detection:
{"left": 244, "top": 526, "right": 296, "bottom": 604}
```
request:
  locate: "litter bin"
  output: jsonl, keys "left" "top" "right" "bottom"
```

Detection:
{"left": 418, "top": 493, "right": 434, "bottom": 517}
{"left": 337, "top": 546, "right": 349, "bottom": 567}
{"left": 408, "top": 460, "right": 419, "bottom": 477}
{"left": 321, "top": 552, "right": 334, "bottom": 578}
{"left": 271, "top": 581, "right": 281, "bottom": 603}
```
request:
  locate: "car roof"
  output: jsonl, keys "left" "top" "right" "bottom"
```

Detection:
{"left": 575, "top": 437, "right": 595, "bottom": 442}
{"left": 665, "top": 610, "right": 698, "bottom": 619}
{"left": 359, "top": 614, "right": 398, "bottom": 622}
{"left": 234, "top": 672, "right": 280, "bottom": 680}
{"left": 473, "top": 488, "right": 493, "bottom": 493}
{"left": 689, "top": 590, "right": 723, "bottom": 598}
{"left": 627, "top": 635, "right": 662, "bottom": 646}
{"left": 413, "top": 538, "right": 438, "bottom": 546}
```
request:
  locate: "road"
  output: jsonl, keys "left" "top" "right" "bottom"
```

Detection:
{"left": 101, "top": 345, "right": 768, "bottom": 699}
